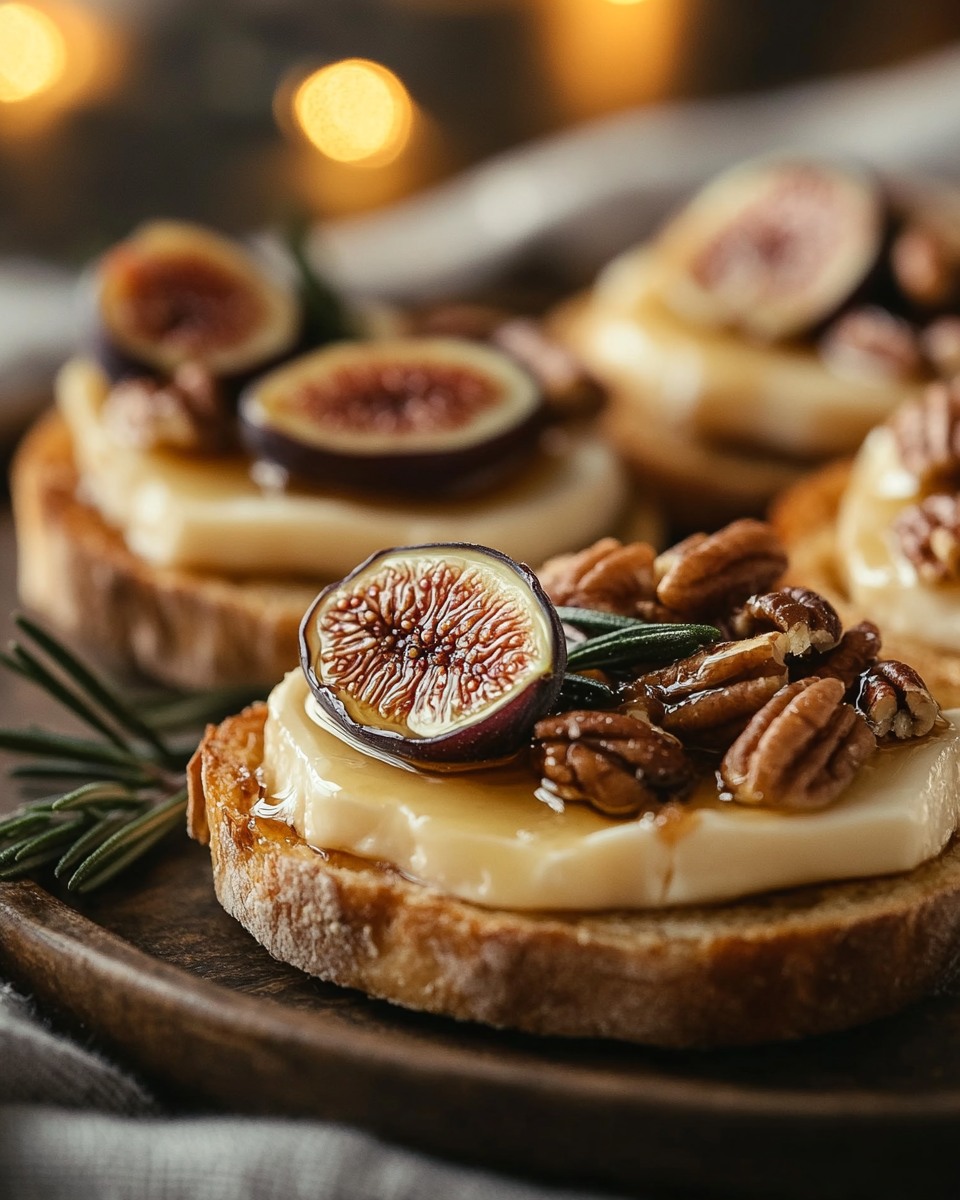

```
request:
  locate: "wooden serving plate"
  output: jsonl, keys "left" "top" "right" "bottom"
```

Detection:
{"left": 2, "top": 519, "right": 960, "bottom": 1199}
{"left": 3, "top": 841, "right": 960, "bottom": 1200}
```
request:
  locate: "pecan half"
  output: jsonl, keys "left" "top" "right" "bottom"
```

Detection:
{"left": 539, "top": 538, "right": 656, "bottom": 617}
{"left": 793, "top": 621, "right": 881, "bottom": 690}
{"left": 889, "top": 379, "right": 960, "bottom": 486}
{"left": 819, "top": 306, "right": 923, "bottom": 383}
{"left": 492, "top": 318, "right": 606, "bottom": 419}
{"left": 891, "top": 225, "right": 960, "bottom": 309}
{"left": 923, "top": 316, "right": 960, "bottom": 379}
{"left": 102, "top": 362, "right": 232, "bottom": 454}
{"left": 533, "top": 710, "right": 692, "bottom": 817}
{"left": 893, "top": 493, "right": 960, "bottom": 582}
{"left": 729, "top": 587, "right": 842, "bottom": 657}
{"left": 628, "top": 632, "right": 789, "bottom": 750}
{"left": 720, "top": 677, "right": 877, "bottom": 811}
{"left": 855, "top": 661, "right": 939, "bottom": 740}
{"left": 409, "top": 305, "right": 605, "bottom": 419}
{"left": 654, "top": 521, "right": 787, "bottom": 620}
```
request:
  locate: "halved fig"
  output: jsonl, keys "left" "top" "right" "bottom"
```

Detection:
{"left": 654, "top": 159, "right": 884, "bottom": 341}
{"left": 239, "top": 337, "right": 543, "bottom": 494}
{"left": 96, "top": 221, "right": 300, "bottom": 378}
{"left": 299, "top": 544, "right": 566, "bottom": 764}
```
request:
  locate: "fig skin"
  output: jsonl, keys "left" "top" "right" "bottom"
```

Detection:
{"left": 94, "top": 221, "right": 301, "bottom": 383}
{"left": 239, "top": 338, "right": 545, "bottom": 497}
{"left": 299, "top": 544, "right": 567, "bottom": 765}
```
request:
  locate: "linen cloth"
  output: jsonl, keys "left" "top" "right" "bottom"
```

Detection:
{"left": 6, "top": 40, "right": 960, "bottom": 1200}
{"left": 0, "top": 985, "right": 630, "bottom": 1199}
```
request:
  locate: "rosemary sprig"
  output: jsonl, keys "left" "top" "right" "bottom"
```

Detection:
{"left": 0, "top": 615, "right": 262, "bottom": 893}
{"left": 564, "top": 620, "right": 721, "bottom": 673}
{"left": 556, "top": 673, "right": 618, "bottom": 711}
{"left": 556, "top": 607, "right": 640, "bottom": 636}
{"left": 284, "top": 216, "right": 354, "bottom": 347}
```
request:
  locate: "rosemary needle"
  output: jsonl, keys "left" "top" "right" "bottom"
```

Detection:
{"left": 0, "top": 616, "right": 263, "bottom": 893}
{"left": 67, "top": 790, "right": 188, "bottom": 894}
{"left": 13, "top": 613, "right": 176, "bottom": 763}
{"left": 565, "top": 622, "right": 721, "bottom": 672}
{"left": 555, "top": 673, "right": 618, "bottom": 711}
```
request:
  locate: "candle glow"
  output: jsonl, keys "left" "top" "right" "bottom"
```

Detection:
{"left": 293, "top": 59, "right": 413, "bottom": 166}
{"left": 0, "top": 2, "right": 67, "bottom": 103}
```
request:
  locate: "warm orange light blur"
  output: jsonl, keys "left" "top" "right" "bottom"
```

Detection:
{"left": 0, "top": 3, "right": 66, "bottom": 103}
{"left": 293, "top": 59, "right": 413, "bottom": 166}
{"left": 605, "top": 0, "right": 648, "bottom": 5}
{"left": 533, "top": 0, "right": 688, "bottom": 120}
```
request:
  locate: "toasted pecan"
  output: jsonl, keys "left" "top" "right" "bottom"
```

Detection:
{"left": 855, "top": 661, "right": 940, "bottom": 740}
{"left": 539, "top": 538, "right": 657, "bottom": 617}
{"left": 654, "top": 520, "right": 787, "bottom": 620}
{"left": 792, "top": 621, "right": 881, "bottom": 690}
{"left": 719, "top": 677, "right": 877, "bottom": 810}
{"left": 628, "top": 632, "right": 788, "bottom": 750}
{"left": 729, "top": 587, "right": 842, "bottom": 657}
{"left": 533, "top": 710, "right": 692, "bottom": 817}
{"left": 102, "top": 362, "right": 233, "bottom": 454}
{"left": 893, "top": 493, "right": 960, "bottom": 582}
{"left": 890, "top": 379, "right": 960, "bottom": 485}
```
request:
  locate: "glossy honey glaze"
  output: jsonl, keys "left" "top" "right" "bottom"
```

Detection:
{"left": 255, "top": 670, "right": 960, "bottom": 911}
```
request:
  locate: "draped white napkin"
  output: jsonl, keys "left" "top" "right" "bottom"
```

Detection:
{"left": 0, "top": 984, "right": 628, "bottom": 1200}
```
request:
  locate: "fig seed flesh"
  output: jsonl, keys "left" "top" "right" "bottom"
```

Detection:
{"left": 96, "top": 221, "right": 300, "bottom": 378}
{"left": 655, "top": 159, "right": 884, "bottom": 341}
{"left": 300, "top": 544, "right": 566, "bottom": 763}
{"left": 241, "top": 338, "right": 543, "bottom": 495}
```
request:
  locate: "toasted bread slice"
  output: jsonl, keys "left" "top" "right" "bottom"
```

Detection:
{"left": 12, "top": 412, "right": 314, "bottom": 690}
{"left": 188, "top": 703, "right": 960, "bottom": 1048}
{"left": 12, "top": 410, "right": 661, "bottom": 691}
{"left": 770, "top": 460, "right": 960, "bottom": 708}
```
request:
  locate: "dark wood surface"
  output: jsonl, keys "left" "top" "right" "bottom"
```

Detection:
{"left": 3, "top": 510, "right": 960, "bottom": 1199}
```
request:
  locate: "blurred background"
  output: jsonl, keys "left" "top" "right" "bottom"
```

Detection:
{"left": 4, "top": 0, "right": 960, "bottom": 269}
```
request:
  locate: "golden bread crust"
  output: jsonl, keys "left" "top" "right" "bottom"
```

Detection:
{"left": 190, "top": 703, "right": 960, "bottom": 1048}
{"left": 11, "top": 412, "right": 315, "bottom": 690}
{"left": 770, "top": 460, "right": 960, "bottom": 708}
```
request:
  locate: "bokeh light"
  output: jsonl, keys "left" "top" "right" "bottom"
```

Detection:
{"left": 0, "top": 3, "right": 67, "bottom": 103}
{"left": 293, "top": 59, "right": 413, "bottom": 165}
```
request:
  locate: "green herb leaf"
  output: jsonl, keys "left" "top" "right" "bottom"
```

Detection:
{"left": 555, "top": 673, "right": 618, "bottom": 711}
{"left": 138, "top": 684, "right": 264, "bottom": 732}
{"left": 565, "top": 623, "right": 721, "bottom": 672}
{"left": 55, "top": 810, "right": 146, "bottom": 880}
{"left": 13, "top": 614, "right": 175, "bottom": 763}
{"left": 50, "top": 781, "right": 141, "bottom": 812}
{"left": 283, "top": 217, "right": 354, "bottom": 347}
{"left": 9, "top": 761, "right": 158, "bottom": 786}
{"left": 0, "top": 617, "right": 252, "bottom": 894}
{"left": 0, "top": 727, "right": 144, "bottom": 767}
{"left": 67, "top": 789, "right": 187, "bottom": 894}
{"left": 556, "top": 608, "right": 640, "bottom": 636}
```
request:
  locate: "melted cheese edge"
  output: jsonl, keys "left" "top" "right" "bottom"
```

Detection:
{"left": 562, "top": 247, "right": 917, "bottom": 458}
{"left": 837, "top": 426, "right": 960, "bottom": 650}
{"left": 57, "top": 358, "right": 633, "bottom": 578}
{"left": 260, "top": 670, "right": 960, "bottom": 910}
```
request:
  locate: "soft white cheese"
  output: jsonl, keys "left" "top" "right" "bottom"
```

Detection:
{"left": 260, "top": 669, "right": 960, "bottom": 911}
{"left": 564, "top": 246, "right": 917, "bottom": 458}
{"left": 58, "top": 358, "right": 631, "bottom": 578}
{"left": 837, "top": 426, "right": 960, "bottom": 650}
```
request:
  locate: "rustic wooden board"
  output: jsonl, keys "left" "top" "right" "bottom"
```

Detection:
{"left": 3, "top": 843, "right": 960, "bottom": 1200}
{"left": 3, "top": 516, "right": 960, "bottom": 1198}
